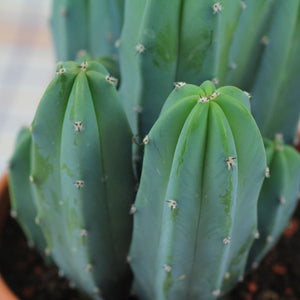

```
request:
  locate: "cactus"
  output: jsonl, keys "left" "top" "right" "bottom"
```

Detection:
{"left": 8, "top": 127, "right": 48, "bottom": 257}
{"left": 10, "top": 61, "right": 136, "bottom": 300}
{"left": 129, "top": 81, "right": 267, "bottom": 300}
{"left": 249, "top": 0, "right": 300, "bottom": 144}
{"left": 51, "top": 0, "right": 124, "bottom": 61}
{"left": 119, "top": 0, "right": 300, "bottom": 146}
{"left": 247, "top": 135, "right": 300, "bottom": 270}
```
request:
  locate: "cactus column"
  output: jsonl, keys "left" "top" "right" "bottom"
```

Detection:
{"left": 129, "top": 81, "right": 267, "bottom": 300}
{"left": 10, "top": 61, "right": 135, "bottom": 300}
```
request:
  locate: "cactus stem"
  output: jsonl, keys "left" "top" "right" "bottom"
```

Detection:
{"left": 105, "top": 75, "right": 118, "bottom": 85}
{"left": 212, "top": 289, "right": 221, "bottom": 297}
{"left": 163, "top": 264, "right": 172, "bottom": 273}
{"left": 166, "top": 200, "right": 177, "bottom": 210}
{"left": 10, "top": 210, "right": 17, "bottom": 218}
{"left": 74, "top": 180, "right": 84, "bottom": 189}
{"left": 85, "top": 264, "right": 93, "bottom": 272}
{"left": 143, "top": 135, "right": 149, "bottom": 145}
{"left": 254, "top": 231, "right": 260, "bottom": 239}
{"left": 280, "top": 196, "right": 286, "bottom": 205}
{"left": 174, "top": 82, "right": 186, "bottom": 88}
{"left": 223, "top": 236, "right": 232, "bottom": 245}
{"left": 225, "top": 156, "right": 236, "bottom": 170}
{"left": 73, "top": 121, "right": 83, "bottom": 132}
{"left": 265, "top": 167, "right": 270, "bottom": 178}
{"left": 241, "top": 1, "right": 247, "bottom": 10}
{"left": 212, "top": 2, "right": 222, "bottom": 14}
{"left": 80, "top": 229, "right": 88, "bottom": 237}
{"left": 224, "top": 272, "right": 230, "bottom": 279}
{"left": 136, "top": 43, "right": 145, "bottom": 54}
{"left": 266, "top": 235, "right": 273, "bottom": 243}
{"left": 56, "top": 67, "right": 66, "bottom": 75}
{"left": 129, "top": 204, "right": 137, "bottom": 215}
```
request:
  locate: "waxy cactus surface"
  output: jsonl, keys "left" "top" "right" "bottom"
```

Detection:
{"left": 129, "top": 81, "right": 267, "bottom": 300}
{"left": 247, "top": 135, "right": 300, "bottom": 270}
{"left": 51, "top": 0, "right": 124, "bottom": 61}
{"left": 11, "top": 61, "right": 136, "bottom": 300}
{"left": 9, "top": 127, "right": 48, "bottom": 257}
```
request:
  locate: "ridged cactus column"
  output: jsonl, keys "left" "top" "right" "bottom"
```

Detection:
{"left": 247, "top": 135, "right": 300, "bottom": 270}
{"left": 12, "top": 61, "right": 135, "bottom": 300}
{"left": 129, "top": 81, "right": 267, "bottom": 300}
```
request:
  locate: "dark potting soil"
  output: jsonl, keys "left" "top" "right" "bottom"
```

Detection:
{"left": 0, "top": 203, "right": 300, "bottom": 300}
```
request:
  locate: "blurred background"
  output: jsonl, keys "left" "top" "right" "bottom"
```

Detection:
{"left": 0, "top": 0, "right": 55, "bottom": 176}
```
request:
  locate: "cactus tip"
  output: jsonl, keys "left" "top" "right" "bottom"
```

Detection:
{"left": 198, "top": 96, "right": 209, "bottom": 103}
{"left": 212, "top": 77, "right": 219, "bottom": 85}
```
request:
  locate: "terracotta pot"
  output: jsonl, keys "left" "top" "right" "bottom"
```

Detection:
{"left": 0, "top": 173, "right": 19, "bottom": 300}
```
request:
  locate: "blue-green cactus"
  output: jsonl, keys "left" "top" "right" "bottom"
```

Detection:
{"left": 247, "top": 135, "right": 300, "bottom": 270}
{"left": 8, "top": 127, "right": 48, "bottom": 257}
{"left": 10, "top": 61, "right": 135, "bottom": 300}
{"left": 51, "top": 0, "right": 124, "bottom": 61}
{"left": 129, "top": 81, "right": 267, "bottom": 300}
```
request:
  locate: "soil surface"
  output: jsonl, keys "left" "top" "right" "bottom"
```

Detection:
{"left": 0, "top": 203, "right": 300, "bottom": 300}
